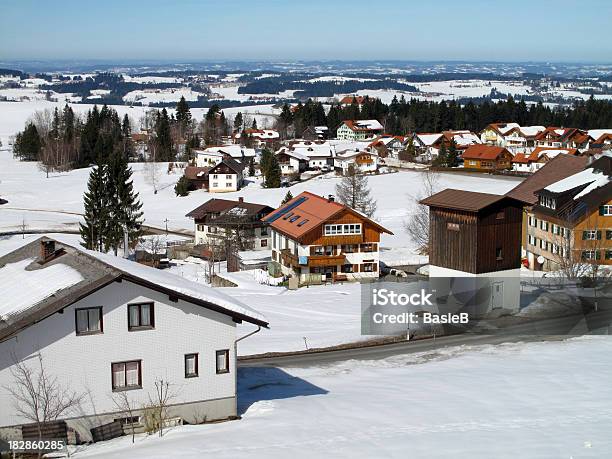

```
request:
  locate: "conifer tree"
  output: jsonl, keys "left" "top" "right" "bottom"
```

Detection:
{"left": 175, "top": 96, "right": 192, "bottom": 126}
{"left": 446, "top": 139, "right": 459, "bottom": 167}
{"left": 13, "top": 123, "right": 42, "bottom": 161}
{"left": 259, "top": 149, "right": 273, "bottom": 178}
{"left": 264, "top": 155, "right": 282, "bottom": 188}
{"left": 251, "top": 118, "right": 258, "bottom": 129}
{"left": 155, "top": 108, "right": 173, "bottom": 161}
{"left": 434, "top": 142, "right": 448, "bottom": 167}
{"left": 233, "top": 112, "right": 243, "bottom": 132}
{"left": 248, "top": 160, "right": 255, "bottom": 177}
{"left": 80, "top": 157, "right": 109, "bottom": 251}
{"left": 281, "top": 190, "right": 293, "bottom": 205}
{"left": 105, "top": 151, "right": 144, "bottom": 254}
{"left": 174, "top": 175, "right": 191, "bottom": 196}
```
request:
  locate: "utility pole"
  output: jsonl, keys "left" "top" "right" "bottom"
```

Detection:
{"left": 164, "top": 218, "right": 169, "bottom": 236}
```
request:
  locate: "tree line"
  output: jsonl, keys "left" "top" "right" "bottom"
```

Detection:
{"left": 277, "top": 95, "right": 612, "bottom": 138}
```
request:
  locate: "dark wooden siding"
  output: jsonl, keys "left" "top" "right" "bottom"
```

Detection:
{"left": 429, "top": 201, "right": 522, "bottom": 274}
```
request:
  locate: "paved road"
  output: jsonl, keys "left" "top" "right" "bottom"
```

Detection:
{"left": 240, "top": 310, "right": 612, "bottom": 368}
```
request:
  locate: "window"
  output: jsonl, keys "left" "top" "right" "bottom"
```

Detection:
{"left": 606, "top": 250, "right": 612, "bottom": 260}
{"left": 341, "top": 244, "right": 357, "bottom": 253}
{"left": 582, "top": 250, "right": 600, "bottom": 260}
{"left": 282, "top": 212, "right": 294, "bottom": 220}
{"left": 260, "top": 226, "right": 268, "bottom": 236}
{"left": 540, "top": 239, "right": 548, "bottom": 250}
{"left": 447, "top": 222, "right": 460, "bottom": 231}
{"left": 324, "top": 224, "right": 362, "bottom": 236}
{"left": 313, "top": 246, "right": 324, "bottom": 256}
{"left": 582, "top": 230, "right": 600, "bottom": 240}
{"left": 226, "top": 182, "right": 232, "bottom": 187}
{"left": 260, "top": 239, "right": 268, "bottom": 247}
{"left": 539, "top": 195, "right": 556, "bottom": 210}
{"left": 362, "top": 263, "right": 376, "bottom": 272}
{"left": 607, "top": 230, "right": 612, "bottom": 240}
{"left": 361, "top": 243, "right": 376, "bottom": 252}
{"left": 197, "top": 224, "right": 205, "bottom": 232}
{"left": 528, "top": 235, "right": 536, "bottom": 246}
{"left": 111, "top": 360, "right": 141, "bottom": 391}
{"left": 208, "top": 226, "right": 218, "bottom": 233}
{"left": 226, "top": 174, "right": 232, "bottom": 179}
{"left": 496, "top": 248, "right": 503, "bottom": 260}
{"left": 528, "top": 216, "right": 537, "bottom": 227}
{"left": 289, "top": 215, "right": 300, "bottom": 223}
{"left": 324, "top": 245, "right": 335, "bottom": 256}
{"left": 599, "top": 205, "right": 612, "bottom": 216}
{"left": 128, "top": 303, "right": 154, "bottom": 330}
{"left": 297, "top": 219, "right": 309, "bottom": 227}
{"left": 185, "top": 353, "right": 199, "bottom": 378}
{"left": 75, "top": 307, "right": 102, "bottom": 335}
{"left": 540, "top": 220, "right": 549, "bottom": 231}
{"left": 212, "top": 182, "right": 218, "bottom": 187}
{"left": 213, "top": 174, "right": 218, "bottom": 179}
{"left": 341, "top": 264, "right": 354, "bottom": 273}
{"left": 216, "top": 350, "right": 230, "bottom": 374}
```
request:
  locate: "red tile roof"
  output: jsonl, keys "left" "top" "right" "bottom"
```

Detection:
{"left": 462, "top": 144, "right": 510, "bottom": 160}
{"left": 263, "top": 191, "right": 392, "bottom": 242}
{"left": 340, "top": 95, "right": 366, "bottom": 105}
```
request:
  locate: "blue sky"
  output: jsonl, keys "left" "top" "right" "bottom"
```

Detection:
{"left": 2, "top": 0, "right": 611, "bottom": 62}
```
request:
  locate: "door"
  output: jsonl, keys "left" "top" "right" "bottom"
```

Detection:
{"left": 492, "top": 281, "right": 503, "bottom": 309}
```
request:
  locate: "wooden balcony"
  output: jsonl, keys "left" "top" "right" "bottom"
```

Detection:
{"left": 280, "top": 249, "right": 346, "bottom": 268}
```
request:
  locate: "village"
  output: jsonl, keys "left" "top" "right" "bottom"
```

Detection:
{"left": 1, "top": 0, "right": 612, "bottom": 455}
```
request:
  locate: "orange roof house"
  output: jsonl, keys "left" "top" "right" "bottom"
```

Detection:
{"left": 462, "top": 145, "right": 513, "bottom": 171}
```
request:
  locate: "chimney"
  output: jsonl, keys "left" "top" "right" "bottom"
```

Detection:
{"left": 328, "top": 195, "right": 335, "bottom": 203}
{"left": 238, "top": 197, "right": 244, "bottom": 203}
{"left": 39, "top": 240, "right": 56, "bottom": 263}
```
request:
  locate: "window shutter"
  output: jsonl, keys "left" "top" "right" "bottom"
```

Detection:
{"left": 597, "top": 230, "right": 602, "bottom": 240}
{"left": 582, "top": 231, "right": 588, "bottom": 240}
{"left": 600, "top": 206, "right": 605, "bottom": 216}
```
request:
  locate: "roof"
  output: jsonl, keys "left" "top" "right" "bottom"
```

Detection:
{"left": 416, "top": 133, "right": 443, "bottom": 146}
{"left": 484, "top": 122, "right": 520, "bottom": 136}
{"left": 186, "top": 198, "right": 273, "bottom": 220}
{"left": 420, "top": 189, "right": 521, "bottom": 212}
{"left": 184, "top": 166, "right": 210, "bottom": 180}
{"left": 527, "top": 146, "right": 577, "bottom": 161}
{"left": 462, "top": 144, "right": 509, "bottom": 160}
{"left": 262, "top": 191, "right": 392, "bottom": 242}
{"left": 342, "top": 120, "right": 384, "bottom": 132}
{"left": 211, "top": 157, "right": 246, "bottom": 174}
{"left": 505, "top": 154, "right": 588, "bottom": 204}
{"left": 195, "top": 145, "right": 256, "bottom": 159}
{"left": 0, "top": 236, "right": 268, "bottom": 341}
{"left": 442, "top": 130, "right": 481, "bottom": 147}
{"left": 339, "top": 95, "right": 366, "bottom": 105}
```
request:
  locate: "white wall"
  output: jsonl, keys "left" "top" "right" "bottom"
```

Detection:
{"left": 0, "top": 280, "right": 237, "bottom": 428}
{"left": 209, "top": 172, "right": 240, "bottom": 192}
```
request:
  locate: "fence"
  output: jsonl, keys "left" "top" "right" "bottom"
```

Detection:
{"left": 90, "top": 420, "right": 124, "bottom": 443}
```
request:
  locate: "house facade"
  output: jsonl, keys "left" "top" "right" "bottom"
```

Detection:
{"left": 523, "top": 155, "right": 611, "bottom": 271}
{"left": 511, "top": 147, "right": 578, "bottom": 174}
{"left": 334, "top": 150, "right": 379, "bottom": 175}
{"left": 336, "top": 120, "right": 384, "bottom": 141}
{"left": 265, "top": 192, "right": 392, "bottom": 285}
{"left": 208, "top": 158, "right": 246, "bottom": 193}
{"left": 187, "top": 198, "right": 274, "bottom": 251}
{"left": 421, "top": 189, "right": 525, "bottom": 313}
{"left": 194, "top": 145, "right": 256, "bottom": 168}
{"left": 461, "top": 144, "right": 513, "bottom": 171}
{"left": 0, "top": 237, "right": 267, "bottom": 442}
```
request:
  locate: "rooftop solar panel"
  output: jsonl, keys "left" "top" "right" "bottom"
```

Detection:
{"left": 265, "top": 196, "right": 308, "bottom": 222}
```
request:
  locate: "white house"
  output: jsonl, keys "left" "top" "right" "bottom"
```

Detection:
{"left": 0, "top": 236, "right": 267, "bottom": 442}
{"left": 207, "top": 158, "right": 246, "bottom": 193}
{"left": 336, "top": 120, "right": 384, "bottom": 141}
{"left": 195, "top": 145, "right": 256, "bottom": 168}
{"left": 334, "top": 149, "right": 379, "bottom": 175}
{"left": 280, "top": 141, "right": 336, "bottom": 170}
{"left": 413, "top": 133, "right": 443, "bottom": 162}
{"left": 187, "top": 198, "right": 274, "bottom": 251}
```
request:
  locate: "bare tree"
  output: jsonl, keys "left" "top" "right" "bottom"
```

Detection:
{"left": 139, "top": 235, "right": 166, "bottom": 266}
{"left": 144, "top": 379, "right": 175, "bottom": 437}
{"left": 404, "top": 169, "right": 440, "bottom": 255}
{"left": 143, "top": 146, "right": 162, "bottom": 194}
{"left": 112, "top": 391, "right": 138, "bottom": 443}
{"left": 335, "top": 164, "right": 377, "bottom": 217}
{"left": 4, "top": 354, "right": 85, "bottom": 443}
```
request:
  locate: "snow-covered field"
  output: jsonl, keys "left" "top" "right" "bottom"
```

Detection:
{"left": 71, "top": 337, "right": 612, "bottom": 459}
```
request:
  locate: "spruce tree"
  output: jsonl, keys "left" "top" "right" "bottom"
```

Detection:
{"left": 281, "top": 190, "right": 293, "bottom": 205}
{"left": 265, "top": 155, "right": 282, "bottom": 188}
{"left": 233, "top": 112, "right": 243, "bottom": 132}
{"left": 175, "top": 96, "right": 192, "bottom": 126}
{"left": 80, "top": 157, "right": 109, "bottom": 251}
{"left": 446, "top": 139, "right": 459, "bottom": 167}
{"left": 106, "top": 150, "right": 144, "bottom": 254}
{"left": 155, "top": 108, "right": 173, "bottom": 161}
{"left": 251, "top": 118, "right": 258, "bottom": 129}
{"left": 434, "top": 142, "right": 448, "bottom": 167}
{"left": 121, "top": 114, "right": 133, "bottom": 159}
{"left": 259, "top": 149, "right": 273, "bottom": 178}
{"left": 13, "top": 123, "right": 42, "bottom": 161}
{"left": 248, "top": 160, "right": 255, "bottom": 177}
{"left": 174, "top": 175, "right": 191, "bottom": 196}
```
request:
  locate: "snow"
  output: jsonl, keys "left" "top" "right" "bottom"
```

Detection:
{"left": 122, "top": 75, "right": 183, "bottom": 84}
{"left": 354, "top": 119, "right": 384, "bottom": 130}
{"left": 416, "top": 133, "right": 442, "bottom": 146}
{"left": 0, "top": 257, "right": 83, "bottom": 320}
{"left": 519, "top": 125, "right": 545, "bottom": 137}
{"left": 122, "top": 87, "right": 203, "bottom": 105}
{"left": 72, "top": 337, "right": 612, "bottom": 459}
{"left": 50, "top": 234, "right": 267, "bottom": 325}
{"left": 588, "top": 128, "right": 612, "bottom": 140}
{"left": 544, "top": 167, "right": 609, "bottom": 198}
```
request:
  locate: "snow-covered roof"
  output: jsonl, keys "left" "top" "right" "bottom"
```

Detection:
{"left": 448, "top": 131, "right": 481, "bottom": 146}
{"left": 0, "top": 236, "right": 267, "bottom": 329}
{"left": 196, "top": 145, "right": 256, "bottom": 158}
{"left": 416, "top": 133, "right": 443, "bottom": 146}
{"left": 588, "top": 129, "right": 612, "bottom": 141}
{"left": 520, "top": 126, "right": 546, "bottom": 137}
{"left": 0, "top": 258, "right": 83, "bottom": 321}
{"left": 544, "top": 167, "right": 609, "bottom": 200}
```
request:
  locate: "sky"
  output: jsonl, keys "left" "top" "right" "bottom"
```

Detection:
{"left": 2, "top": 0, "right": 612, "bottom": 62}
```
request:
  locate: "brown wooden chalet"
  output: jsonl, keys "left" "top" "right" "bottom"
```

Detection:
{"left": 421, "top": 189, "right": 524, "bottom": 274}
{"left": 461, "top": 144, "right": 513, "bottom": 171}
{"left": 263, "top": 191, "right": 392, "bottom": 283}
